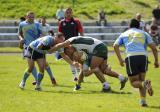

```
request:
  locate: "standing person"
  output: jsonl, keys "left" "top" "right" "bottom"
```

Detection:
{"left": 58, "top": 7, "right": 84, "bottom": 81}
{"left": 149, "top": 18, "right": 160, "bottom": 46}
{"left": 56, "top": 6, "right": 65, "bottom": 21}
{"left": 113, "top": 19, "right": 159, "bottom": 107}
{"left": 152, "top": 5, "right": 160, "bottom": 25}
{"left": 18, "top": 11, "right": 42, "bottom": 87}
{"left": 39, "top": 16, "right": 54, "bottom": 36}
{"left": 135, "top": 13, "right": 147, "bottom": 31}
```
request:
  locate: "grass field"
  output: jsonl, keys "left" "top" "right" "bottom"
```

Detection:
{"left": 0, "top": 0, "right": 159, "bottom": 20}
{"left": 0, "top": 53, "right": 160, "bottom": 112}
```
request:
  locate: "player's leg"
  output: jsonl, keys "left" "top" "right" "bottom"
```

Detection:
{"left": 45, "top": 61, "right": 57, "bottom": 85}
{"left": 70, "top": 65, "right": 79, "bottom": 81}
{"left": 129, "top": 75, "right": 147, "bottom": 106}
{"left": 74, "top": 70, "right": 83, "bottom": 91}
{"left": 126, "top": 55, "right": 147, "bottom": 107}
{"left": 100, "top": 60, "right": 128, "bottom": 90}
{"left": 31, "top": 66, "right": 37, "bottom": 85}
{"left": 35, "top": 58, "right": 45, "bottom": 91}
{"left": 90, "top": 56, "right": 111, "bottom": 92}
{"left": 64, "top": 46, "right": 80, "bottom": 81}
{"left": 24, "top": 47, "right": 37, "bottom": 85}
{"left": 19, "top": 58, "right": 34, "bottom": 89}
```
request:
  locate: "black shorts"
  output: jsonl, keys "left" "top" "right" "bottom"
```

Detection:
{"left": 26, "top": 47, "right": 45, "bottom": 60}
{"left": 125, "top": 55, "right": 148, "bottom": 76}
{"left": 92, "top": 43, "right": 108, "bottom": 60}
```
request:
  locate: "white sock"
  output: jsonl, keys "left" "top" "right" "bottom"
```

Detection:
{"left": 103, "top": 82, "right": 110, "bottom": 89}
{"left": 70, "top": 65, "right": 77, "bottom": 78}
{"left": 118, "top": 74, "right": 125, "bottom": 82}
{"left": 76, "top": 68, "right": 80, "bottom": 75}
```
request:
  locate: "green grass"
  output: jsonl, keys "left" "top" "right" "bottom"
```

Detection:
{"left": 0, "top": 0, "right": 159, "bottom": 21}
{"left": 0, "top": 53, "right": 160, "bottom": 112}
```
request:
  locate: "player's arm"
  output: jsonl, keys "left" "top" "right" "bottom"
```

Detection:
{"left": 113, "top": 35, "right": 125, "bottom": 66}
{"left": 148, "top": 43, "right": 159, "bottom": 68}
{"left": 60, "top": 52, "right": 80, "bottom": 68}
{"left": 145, "top": 32, "right": 159, "bottom": 67}
{"left": 77, "top": 19, "right": 84, "bottom": 36}
{"left": 113, "top": 44, "right": 124, "bottom": 67}
{"left": 48, "top": 40, "right": 70, "bottom": 53}
{"left": 18, "top": 24, "right": 24, "bottom": 49}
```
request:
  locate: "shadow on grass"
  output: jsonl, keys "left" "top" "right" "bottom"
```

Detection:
{"left": 33, "top": 89, "right": 132, "bottom": 95}
{"left": 148, "top": 105, "right": 160, "bottom": 110}
{"left": 43, "top": 84, "right": 73, "bottom": 88}
{"left": 83, "top": 81, "right": 113, "bottom": 84}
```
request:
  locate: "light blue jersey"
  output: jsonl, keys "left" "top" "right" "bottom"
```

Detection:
{"left": 30, "top": 36, "right": 53, "bottom": 54}
{"left": 114, "top": 28, "right": 153, "bottom": 57}
{"left": 18, "top": 21, "right": 42, "bottom": 47}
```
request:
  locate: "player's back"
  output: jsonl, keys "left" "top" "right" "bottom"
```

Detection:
{"left": 30, "top": 35, "right": 53, "bottom": 50}
{"left": 119, "top": 28, "right": 153, "bottom": 56}
{"left": 68, "top": 36, "right": 103, "bottom": 53}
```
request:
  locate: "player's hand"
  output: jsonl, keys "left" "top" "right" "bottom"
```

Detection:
{"left": 19, "top": 39, "right": 24, "bottom": 49}
{"left": 72, "top": 62, "right": 80, "bottom": 68}
{"left": 93, "top": 67, "right": 100, "bottom": 73}
{"left": 154, "top": 61, "right": 159, "bottom": 68}
{"left": 119, "top": 59, "right": 125, "bottom": 67}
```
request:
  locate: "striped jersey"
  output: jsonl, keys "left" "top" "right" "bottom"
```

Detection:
{"left": 68, "top": 36, "right": 103, "bottom": 53}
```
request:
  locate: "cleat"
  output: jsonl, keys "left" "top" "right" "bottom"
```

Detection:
{"left": 141, "top": 103, "right": 148, "bottom": 107}
{"left": 74, "top": 77, "right": 78, "bottom": 82}
{"left": 32, "top": 81, "right": 36, "bottom": 85}
{"left": 120, "top": 77, "right": 128, "bottom": 90}
{"left": 144, "top": 80, "right": 153, "bottom": 96}
{"left": 140, "top": 100, "right": 148, "bottom": 107}
{"left": 19, "top": 81, "right": 25, "bottom": 89}
{"left": 101, "top": 87, "right": 112, "bottom": 93}
{"left": 35, "top": 85, "right": 42, "bottom": 91}
{"left": 51, "top": 78, "right": 57, "bottom": 86}
{"left": 73, "top": 84, "right": 81, "bottom": 91}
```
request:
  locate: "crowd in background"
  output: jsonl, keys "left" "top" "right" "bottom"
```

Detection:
{"left": 18, "top": 5, "right": 160, "bottom": 46}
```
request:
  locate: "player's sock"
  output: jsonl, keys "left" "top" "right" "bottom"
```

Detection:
{"left": 70, "top": 65, "right": 78, "bottom": 78}
{"left": 103, "top": 82, "right": 110, "bottom": 89}
{"left": 22, "top": 71, "right": 30, "bottom": 83}
{"left": 37, "top": 72, "right": 44, "bottom": 86}
{"left": 76, "top": 68, "right": 80, "bottom": 75}
{"left": 140, "top": 97, "right": 147, "bottom": 106}
{"left": 32, "top": 67, "right": 37, "bottom": 81}
{"left": 45, "top": 66, "right": 54, "bottom": 80}
{"left": 118, "top": 74, "right": 125, "bottom": 82}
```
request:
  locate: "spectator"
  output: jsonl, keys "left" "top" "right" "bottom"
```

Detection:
{"left": 135, "top": 13, "right": 147, "bottom": 31}
{"left": 58, "top": 7, "right": 84, "bottom": 81}
{"left": 98, "top": 9, "right": 107, "bottom": 26}
{"left": 19, "top": 16, "right": 26, "bottom": 22}
{"left": 58, "top": 7, "right": 84, "bottom": 39}
{"left": 149, "top": 22, "right": 160, "bottom": 46}
{"left": 56, "top": 6, "right": 65, "bottom": 21}
{"left": 39, "top": 16, "right": 54, "bottom": 36}
{"left": 152, "top": 5, "right": 160, "bottom": 25}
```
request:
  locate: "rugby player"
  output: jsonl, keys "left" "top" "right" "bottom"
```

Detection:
{"left": 49, "top": 36, "right": 128, "bottom": 92}
{"left": 22, "top": 33, "right": 79, "bottom": 91}
{"left": 113, "top": 19, "right": 159, "bottom": 107}
{"left": 18, "top": 11, "right": 42, "bottom": 88}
